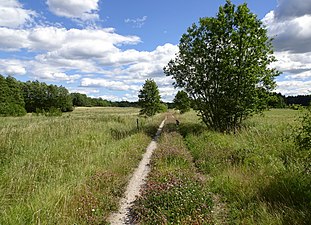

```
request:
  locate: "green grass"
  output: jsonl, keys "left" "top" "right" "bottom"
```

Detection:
{"left": 0, "top": 107, "right": 164, "bottom": 224}
{"left": 132, "top": 109, "right": 310, "bottom": 224}
{"left": 2, "top": 108, "right": 309, "bottom": 224}
{"left": 177, "top": 109, "right": 310, "bottom": 224}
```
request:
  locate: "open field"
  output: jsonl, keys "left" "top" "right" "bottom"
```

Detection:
{"left": 0, "top": 107, "right": 164, "bottom": 224}
{"left": 133, "top": 109, "right": 311, "bottom": 224}
{"left": 1, "top": 108, "right": 310, "bottom": 224}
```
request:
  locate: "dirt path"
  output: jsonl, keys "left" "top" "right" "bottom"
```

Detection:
{"left": 107, "top": 117, "right": 167, "bottom": 225}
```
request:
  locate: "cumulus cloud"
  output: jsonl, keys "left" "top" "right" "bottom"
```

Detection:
{"left": 273, "top": 51, "right": 311, "bottom": 80}
{"left": 69, "top": 88, "right": 99, "bottom": 95}
{"left": 46, "top": 0, "right": 99, "bottom": 21}
{"left": 263, "top": 11, "right": 311, "bottom": 53}
{"left": 0, "top": 59, "right": 26, "bottom": 75}
{"left": 0, "top": 27, "right": 141, "bottom": 53}
{"left": 275, "top": 80, "right": 311, "bottom": 96}
{"left": 263, "top": 0, "right": 311, "bottom": 96}
{"left": 0, "top": 7, "right": 179, "bottom": 101}
{"left": 80, "top": 78, "right": 141, "bottom": 91}
{"left": 0, "top": 0, "right": 36, "bottom": 28}
{"left": 29, "top": 61, "right": 82, "bottom": 83}
{"left": 274, "top": 0, "right": 311, "bottom": 20}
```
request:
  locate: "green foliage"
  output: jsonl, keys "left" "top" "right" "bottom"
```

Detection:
{"left": 0, "top": 75, "right": 26, "bottom": 117}
{"left": 268, "top": 92, "right": 287, "bottom": 108}
{"left": 0, "top": 74, "right": 74, "bottom": 116}
{"left": 164, "top": 0, "right": 280, "bottom": 132}
{"left": 138, "top": 79, "right": 162, "bottom": 117}
{"left": 295, "top": 106, "right": 311, "bottom": 152}
{"left": 286, "top": 95, "right": 311, "bottom": 106}
{"left": 158, "top": 103, "right": 168, "bottom": 113}
{"left": 173, "top": 90, "right": 191, "bottom": 114}
{"left": 33, "top": 107, "right": 63, "bottom": 117}
{"left": 0, "top": 103, "right": 27, "bottom": 117}
{"left": 71, "top": 93, "right": 111, "bottom": 107}
{"left": 289, "top": 104, "right": 302, "bottom": 110}
{"left": 22, "top": 80, "right": 73, "bottom": 113}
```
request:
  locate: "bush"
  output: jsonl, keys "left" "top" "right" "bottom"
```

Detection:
{"left": 0, "top": 103, "right": 27, "bottom": 117}
{"left": 32, "top": 107, "right": 62, "bottom": 117}
{"left": 294, "top": 107, "right": 311, "bottom": 174}
{"left": 45, "top": 107, "right": 63, "bottom": 117}
{"left": 158, "top": 103, "right": 168, "bottom": 113}
{"left": 289, "top": 104, "right": 302, "bottom": 110}
{"left": 295, "top": 107, "right": 311, "bottom": 151}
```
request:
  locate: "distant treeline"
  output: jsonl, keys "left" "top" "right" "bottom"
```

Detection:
{"left": 70, "top": 92, "right": 175, "bottom": 108}
{"left": 1, "top": 74, "right": 310, "bottom": 117}
{"left": 0, "top": 74, "right": 173, "bottom": 117}
{"left": 269, "top": 92, "right": 311, "bottom": 108}
{"left": 70, "top": 92, "right": 141, "bottom": 108}
{"left": 0, "top": 75, "right": 73, "bottom": 116}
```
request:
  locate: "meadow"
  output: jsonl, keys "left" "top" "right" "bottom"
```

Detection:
{"left": 133, "top": 109, "right": 311, "bottom": 224}
{"left": 1, "top": 107, "right": 310, "bottom": 224}
{"left": 0, "top": 107, "right": 163, "bottom": 224}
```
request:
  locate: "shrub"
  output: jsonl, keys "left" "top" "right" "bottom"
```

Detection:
{"left": 289, "top": 104, "right": 302, "bottom": 110}
{"left": 0, "top": 103, "right": 27, "bottom": 117}
{"left": 295, "top": 107, "right": 311, "bottom": 151}
{"left": 158, "top": 103, "right": 168, "bottom": 113}
{"left": 32, "top": 107, "right": 62, "bottom": 117}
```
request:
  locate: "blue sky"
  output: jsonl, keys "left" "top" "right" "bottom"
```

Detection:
{"left": 0, "top": 0, "right": 310, "bottom": 102}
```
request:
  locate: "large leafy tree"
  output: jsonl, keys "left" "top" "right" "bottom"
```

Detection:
{"left": 138, "top": 79, "right": 162, "bottom": 117}
{"left": 0, "top": 75, "right": 26, "bottom": 116}
{"left": 164, "top": 0, "right": 280, "bottom": 132}
{"left": 173, "top": 90, "right": 191, "bottom": 114}
{"left": 22, "top": 80, "right": 73, "bottom": 113}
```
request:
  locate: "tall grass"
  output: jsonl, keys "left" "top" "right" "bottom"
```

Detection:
{"left": 0, "top": 107, "right": 163, "bottom": 224}
{"left": 177, "top": 109, "right": 310, "bottom": 224}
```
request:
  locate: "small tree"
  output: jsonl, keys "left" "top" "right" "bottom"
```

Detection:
{"left": 164, "top": 0, "right": 280, "bottom": 132}
{"left": 173, "top": 90, "right": 191, "bottom": 114}
{"left": 138, "top": 79, "right": 162, "bottom": 117}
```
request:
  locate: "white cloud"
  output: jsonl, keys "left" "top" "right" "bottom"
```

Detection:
{"left": 46, "top": 0, "right": 99, "bottom": 21}
{"left": 125, "top": 16, "right": 147, "bottom": 28}
{"left": 80, "top": 78, "right": 140, "bottom": 91}
{"left": 0, "top": 19, "right": 178, "bottom": 100}
{"left": 98, "top": 94, "right": 124, "bottom": 102}
{"left": 0, "top": 27, "right": 141, "bottom": 53}
{"left": 263, "top": 11, "right": 311, "bottom": 53}
{"left": 275, "top": 80, "right": 311, "bottom": 96}
{"left": 69, "top": 88, "right": 99, "bottom": 95}
{"left": 262, "top": 0, "right": 311, "bottom": 96}
{"left": 0, "top": 0, "right": 36, "bottom": 28}
{"left": 0, "top": 28, "right": 29, "bottom": 51}
{"left": 0, "top": 59, "right": 26, "bottom": 75}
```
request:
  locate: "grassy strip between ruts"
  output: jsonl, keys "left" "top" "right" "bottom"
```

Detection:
{"left": 0, "top": 107, "right": 164, "bottom": 225}
{"left": 131, "top": 115, "right": 216, "bottom": 224}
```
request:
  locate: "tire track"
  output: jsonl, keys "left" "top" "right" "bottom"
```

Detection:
{"left": 108, "top": 117, "right": 167, "bottom": 224}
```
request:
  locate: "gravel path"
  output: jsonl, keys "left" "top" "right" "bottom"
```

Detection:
{"left": 108, "top": 117, "right": 167, "bottom": 224}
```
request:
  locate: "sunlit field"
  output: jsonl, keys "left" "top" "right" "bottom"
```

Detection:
{"left": 0, "top": 107, "right": 164, "bottom": 224}
{"left": 1, "top": 108, "right": 309, "bottom": 224}
{"left": 133, "top": 109, "right": 310, "bottom": 224}
{"left": 177, "top": 109, "right": 310, "bottom": 224}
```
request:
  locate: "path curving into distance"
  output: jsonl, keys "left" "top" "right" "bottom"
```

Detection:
{"left": 108, "top": 116, "right": 167, "bottom": 225}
